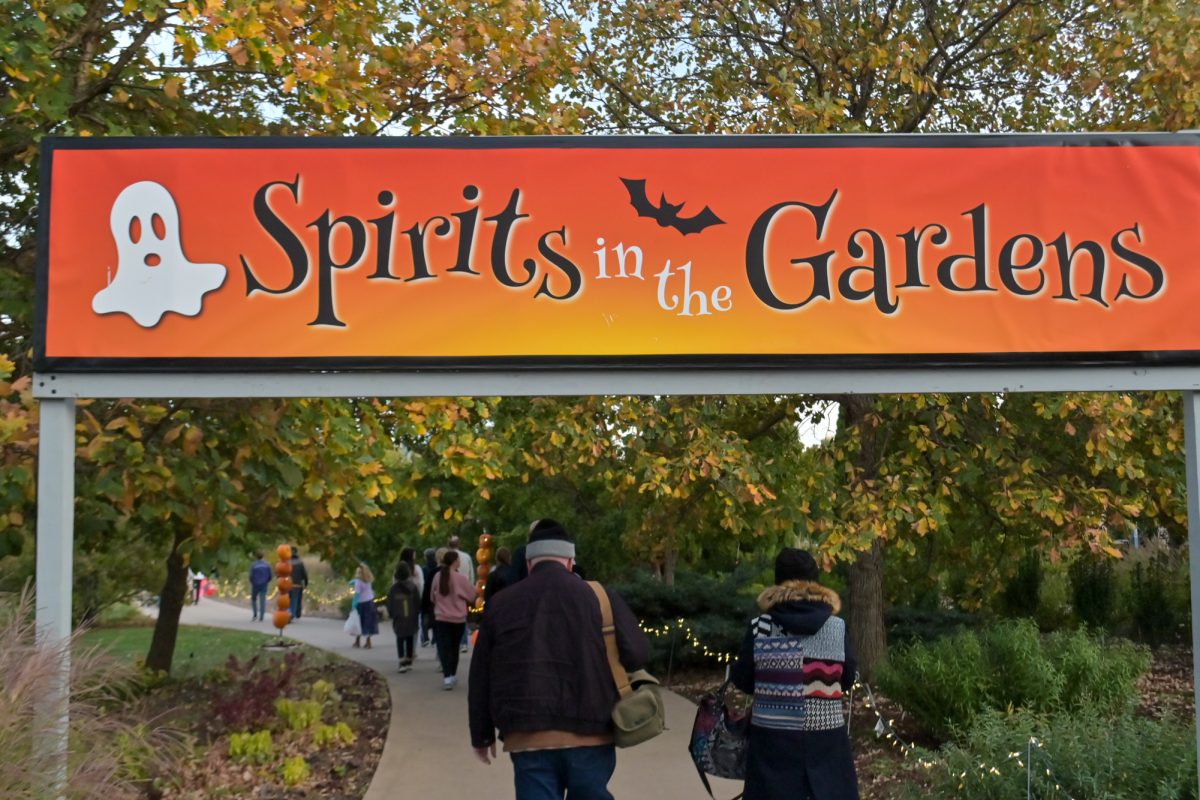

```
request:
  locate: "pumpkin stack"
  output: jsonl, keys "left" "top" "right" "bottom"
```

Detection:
{"left": 273, "top": 543, "right": 294, "bottom": 631}
{"left": 474, "top": 533, "right": 495, "bottom": 609}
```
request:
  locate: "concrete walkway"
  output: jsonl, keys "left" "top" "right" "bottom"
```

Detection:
{"left": 176, "top": 599, "right": 744, "bottom": 799}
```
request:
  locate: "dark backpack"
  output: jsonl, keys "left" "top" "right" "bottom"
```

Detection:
{"left": 689, "top": 679, "right": 749, "bottom": 800}
{"left": 387, "top": 582, "right": 414, "bottom": 621}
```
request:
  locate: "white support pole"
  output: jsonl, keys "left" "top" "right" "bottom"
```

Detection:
{"left": 1183, "top": 391, "right": 1200, "bottom": 795}
{"left": 35, "top": 397, "right": 76, "bottom": 794}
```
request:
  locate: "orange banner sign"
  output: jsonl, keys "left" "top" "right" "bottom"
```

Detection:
{"left": 35, "top": 134, "right": 1200, "bottom": 371}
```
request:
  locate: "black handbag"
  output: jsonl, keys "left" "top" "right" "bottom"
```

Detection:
{"left": 688, "top": 679, "right": 749, "bottom": 799}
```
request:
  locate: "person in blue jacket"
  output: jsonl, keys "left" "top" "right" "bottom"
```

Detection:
{"left": 248, "top": 552, "right": 272, "bottom": 621}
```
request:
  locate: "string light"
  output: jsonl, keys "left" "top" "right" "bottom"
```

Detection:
{"left": 857, "top": 680, "right": 1077, "bottom": 798}
{"left": 637, "top": 619, "right": 735, "bottom": 665}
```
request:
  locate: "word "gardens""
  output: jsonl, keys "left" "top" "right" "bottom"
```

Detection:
{"left": 237, "top": 175, "right": 1167, "bottom": 328}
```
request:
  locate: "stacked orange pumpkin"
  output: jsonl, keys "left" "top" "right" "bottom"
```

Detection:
{"left": 273, "top": 543, "right": 293, "bottom": 631}
{"left": 474, "top": 533, "right": 494, "bottom": 608}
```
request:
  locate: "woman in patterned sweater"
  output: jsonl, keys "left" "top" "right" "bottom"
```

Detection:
{"left": 730, "top": 548, "right": 859, "bottom": 800}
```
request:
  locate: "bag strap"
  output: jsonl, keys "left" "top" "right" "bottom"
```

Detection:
{"left": 694, "top": 680, "right": 745, "bottom": 800}
{"left": 695, "top": 762, "right": 743, "bottom": 800}
{"left": 587, "top": 581, "right": 633, "bottom": 699}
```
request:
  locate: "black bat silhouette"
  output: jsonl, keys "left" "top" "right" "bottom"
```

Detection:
{"left": 620, "top": 177, "right": 724, "bottom": 235}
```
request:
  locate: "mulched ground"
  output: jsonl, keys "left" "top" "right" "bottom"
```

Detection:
{"left": 668, "top": 644, "right": 1195, "bottom": 800}
{"left": 120, "top": 650, "right": 389, "bottom": 799}
{"left": 1136, "top": 643, "right": 1196, "bottom": 721}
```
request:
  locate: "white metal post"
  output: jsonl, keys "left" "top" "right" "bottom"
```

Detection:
{"left": 35, "top": 397, "right": 76, "bottom": 793}
{"left": 1183, "top": 391, "right": 1200, "bottom": 795}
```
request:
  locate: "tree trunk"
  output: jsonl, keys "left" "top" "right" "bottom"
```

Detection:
{"left": 145, "top": 527, "right": 189, "bottom": 674}
{"left": 848, "top": 539, "right": 886, "bottom": 680}
{"left": 840, "top": 395, "right": 888, "bottom": 680}
{"left": 663, "top": 546, "right": 678, "bottom": 587}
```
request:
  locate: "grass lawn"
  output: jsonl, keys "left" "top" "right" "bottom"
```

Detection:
{"left": 82, "top": 624, "right": 294, "bottom": 679}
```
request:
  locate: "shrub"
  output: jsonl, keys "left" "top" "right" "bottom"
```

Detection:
{"left": 884, "top": 606, "right": 981, "bottom": 645}
{"left": 314, "top": 722, "right": 356, "bottom": 747}
{"left": 981, "top": 619, "right": 1062, "bottom": 711}
{"left": 876, "top": 625, "right": 991, "bottom": 740}
{"left": 308, "top": 679, "right": 337, "bottom": 704}
{"left": 228, "top": 730, "right": 274, "bottom": 764}
{"left": 610, "top": 567, "right": 762, "bottom": 673}
{"left": 919, "top": 709, "right": 1197, "bottom": 800}
{"left": 878, "top": 620, "right": 1148, "bottom": 741}
{"left": 275, "top": 698, "right": 322, "bottom": 731}
{"left": 1069, "top": 553, "right": 1118, "bottom": 630}
{"left": 279, "top": 755, "right": 310, "bottom": 786}
{"left": 997, "top": 552, "right": 1042, "bottom": 619}
{"left": 1044, "top": 628, "right": 1148, "bottom": 715}
{"left": 211, "top": 651, "right": 304, "bottom": 732}
{"left": 1127, "top": 552, "right": 1188, "bottom": 645}
{"left": 93, "top": 602, "right": 152, "bottom": 628}
{"left": 1033, "top": 564, "right": 1073, "bottom": 632}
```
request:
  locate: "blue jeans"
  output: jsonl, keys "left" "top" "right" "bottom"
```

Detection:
{"left": 251, "top": 586, "right": 267, "bottom": 619}
{"left": 289, "top": 587, "right": 304, "bottom": 619}
{"left": 511, "top": 746, "right": 616, "bottom": 800}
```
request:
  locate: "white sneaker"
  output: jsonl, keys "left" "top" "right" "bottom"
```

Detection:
{"left": 443, "top": 677, "right": 454, "bottom": 690}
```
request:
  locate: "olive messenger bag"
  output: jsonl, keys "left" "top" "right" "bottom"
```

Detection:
{"left": 588, "top": 581, "right": 666, "bottom": 747}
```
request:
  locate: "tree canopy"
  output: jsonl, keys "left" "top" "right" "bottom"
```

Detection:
{"left": 1, "top": 0, "right": 1197, "bottom": 675}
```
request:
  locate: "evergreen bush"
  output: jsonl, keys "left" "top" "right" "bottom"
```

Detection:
{"left": 916, "top": 709, "right": 1197, "bottom": 800}
{"left": 610, "top": 566, "right": 762, "bottom": 673}
{"left": 884, "top": 606, "right": 981, "bottom": 645}
{"left": 997, "top": 551, "right": 1042, "bottom": 619}
{"left": 1068, "top": 553, "right": 1118, "bottom": 630}
{"left": 1127, "top": 553, "right": 1188, "bottom": 645}
{"left": 877, "top": 619, "right": 1148, "bottom": 741}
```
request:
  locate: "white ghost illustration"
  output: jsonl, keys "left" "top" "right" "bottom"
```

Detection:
{"left": 92, "top": 181, "right": 226, "bottom": 327}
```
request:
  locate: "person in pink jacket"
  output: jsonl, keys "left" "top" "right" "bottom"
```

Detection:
{"left": 431, "top": 550, "right": 476, "bottom": 690}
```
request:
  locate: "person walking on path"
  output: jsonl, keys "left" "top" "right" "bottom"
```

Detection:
{"left": 387, "top": 562, "right": 421, "bottom": 672}
{"left": 730, "top": 548, "right": 859, "bottom": 800}
{"left": 448, "top": 535, "right": 476, "bottom": 653}
{"left": 351, "top": 564, "right": 379, "bottom": 649}
{"left": 420, "top": 547, "right": 438, "bottom": 646}
{"left": 431, "top": 550, "right": 475, "bottom": 690}
{"left": 398, "top": 547, "right": 425, "bottom": 599}
{"left": 288, "top": 546, "right": 309, "bottom": 620}
{"left": 448, "top": 535, "right": 476, "bottom": 582}
{"left": 468, "top": 518, "right": 650, "bottom": 799}
{"left": 249, "top": 552, "right": 272, "bottom": 621}
{"left": 188, "top": 566, "right": 205, "bottom": 605}
{"left": 482, "top": 546, "right": 516, "bottom": 605}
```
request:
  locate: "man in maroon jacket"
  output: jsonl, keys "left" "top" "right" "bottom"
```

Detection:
{"left": 469, "top": 519, "right": 649, "bottom": 799}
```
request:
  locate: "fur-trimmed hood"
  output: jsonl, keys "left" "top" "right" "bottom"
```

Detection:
{"left": 756, "top": 580, "right": 842, "bottom": 638}
{"left": 757, "top": 580, "right": 842, "bottom": 614}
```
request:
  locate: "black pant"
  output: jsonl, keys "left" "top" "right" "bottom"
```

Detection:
{"left": 395, "top": 628, "right": 415, "bottom": 662}
{"left": 289, "top": 587, "right": 304, "bottom": 619}
{"left": 434, "top": 620, "right": 466, "bottom": 677}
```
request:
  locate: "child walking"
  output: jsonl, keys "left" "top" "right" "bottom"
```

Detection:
{"left": 387, "top": 562, "right": 421, "bottom": 673}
